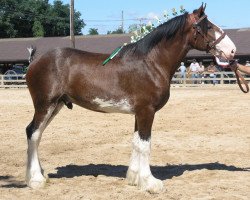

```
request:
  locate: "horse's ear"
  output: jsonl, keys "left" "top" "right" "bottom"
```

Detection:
{"left": 193, "top": 3, "right": 206, "bottom": 17}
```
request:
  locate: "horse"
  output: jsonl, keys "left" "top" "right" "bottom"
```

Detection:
{"left": 25, "top": 4, "right": 236, "bottom": 193}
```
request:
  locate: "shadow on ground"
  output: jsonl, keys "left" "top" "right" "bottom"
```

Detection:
{"left": 0, "top": 175, "right": 26, "bottom": 188}
{"left": 49, "top": 162, "right": 249, "bottom": 180}
{"left": 1, "top": 162, "right": 248, "bottom": 188}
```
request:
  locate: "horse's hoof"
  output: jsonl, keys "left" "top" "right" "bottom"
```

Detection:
{"left": 28, "top": 180, "right": 46, "bottom": 189}
{"left": 126, "top": 169, "right": 139, "bottom": 186}
{"left": 139, "top": 176, "right": 164, "bottom": 194}
{"left": 26, "top": 175, "right": 48, "bottom": 189}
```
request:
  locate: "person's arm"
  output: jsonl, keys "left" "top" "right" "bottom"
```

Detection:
{"left": 237, "top": 64, "right": 250, "bottom": 75}
{"left": 207, "top": 66, "right": 212, "bottom": 72}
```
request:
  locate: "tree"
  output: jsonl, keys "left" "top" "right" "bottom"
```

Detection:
{"left": 32, "top": 20, "right": 45, "bottom": 37}
{"left": 0, "top": 0, "right": 86, "bottom": 38}
{"left": 107, "top": 27, "right": 125, "bottom": 34}
{"left": 74, "top": 10, "right": 84, "bottom": 36}
{"left": 88, "top": 28, "right": 99, "bottom": 35}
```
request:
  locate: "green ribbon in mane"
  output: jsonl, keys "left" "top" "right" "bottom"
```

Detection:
{"left": 102, "top": 43, "right": 127, "bottom": 66}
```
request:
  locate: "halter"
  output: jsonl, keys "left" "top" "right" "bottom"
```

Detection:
{"left": 191, "top": 14, "right": 226, "bottom": 53}
{"left": 191, "top": 14, "right": 249, "bottom": 93}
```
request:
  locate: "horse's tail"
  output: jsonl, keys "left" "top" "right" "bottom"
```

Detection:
{"left": 28, "top": 46, "right": 37, "bottom": 64}
{"left": 23, "top": 46, "right": 37, "bottom": 79}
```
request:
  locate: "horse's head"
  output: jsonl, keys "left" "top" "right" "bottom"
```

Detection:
{"left": 188, "top": 4, "right": 236, "bottom": 66}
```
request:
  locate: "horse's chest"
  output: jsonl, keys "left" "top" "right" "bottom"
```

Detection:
{"left": 154, "top": 87, "right": 170, "bottom": 110}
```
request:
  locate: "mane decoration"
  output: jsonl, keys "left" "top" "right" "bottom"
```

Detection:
{"left": 103, "top": 6, "right": 187, "bottom": 64}
{"left": 119, "top": 7, "right": 188, "bottom": 56}
{"left": 131, "top": 6, "right": 186, "bottom": 43}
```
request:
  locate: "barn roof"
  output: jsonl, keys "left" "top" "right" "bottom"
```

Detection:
{"left": 0, "top": 28, "right": 250, "bottom": 62}
{"left": 0, "top": 34, "right": 131, "bottom": 63}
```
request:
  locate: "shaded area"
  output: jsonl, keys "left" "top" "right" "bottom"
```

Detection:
{"left": 49, "top": 162, "right": 249, "bottom": 180}
{"left": 152, "top": 163, "right": 249, "bottom": 180}
{"left": 0, "top": 176, "right": 12, "bottom": 180}
{"left": 49, "top": 164, "right": 127, "bottom": 179}
{"left": 0, "top": 175, "right": 26, "bottom": 188}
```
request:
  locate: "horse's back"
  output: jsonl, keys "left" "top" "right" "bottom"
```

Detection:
{"left": 26, "top": 47, "right": 102, "bottom": 82}
{"left": 26, "top": 47, "right": 109, "bottom": 106}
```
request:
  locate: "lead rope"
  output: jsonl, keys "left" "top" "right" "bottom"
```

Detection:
{"left": 230, "top": 61, "right": 249, "bottom": 93}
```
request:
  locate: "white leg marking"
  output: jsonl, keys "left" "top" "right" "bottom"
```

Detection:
{"left": 26, "top": 129, "right": 47, "bottom": 189}
{"left": 127, "top": 132, "right": 163, "bottom": 193}
{"left": 126, "top": 132, "right": 140, "bottom": 185}
{"left": 26, "top": 107, "right": 54, "bottom": 189}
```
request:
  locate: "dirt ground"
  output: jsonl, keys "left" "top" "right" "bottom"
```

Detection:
{"left": 0, "top": 86, "right": 249, "bottom": 200}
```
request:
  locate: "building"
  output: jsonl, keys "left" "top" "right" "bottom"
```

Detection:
{"left": 0, "top": 28, "right": 250, "bottom": 73}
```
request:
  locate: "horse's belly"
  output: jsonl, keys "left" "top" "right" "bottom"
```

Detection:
{"left": 92, "top": 97, "right": 133, "bottom": 114}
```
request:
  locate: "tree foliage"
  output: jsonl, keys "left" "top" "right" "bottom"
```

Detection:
{"left": 0, "top": 0, "right": 86, "bottom": 38}
{"left": 107, "top": 27, "right": 124, "bottom": 35}
{"left": 88, "top": 28, "right": 99, "bottom": 35}
{"left": 32, "top": 20, "right": 45, "bottom": 37}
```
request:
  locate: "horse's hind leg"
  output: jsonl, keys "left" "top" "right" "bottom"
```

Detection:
{"left": 26, "top": 102, "right": 63, "bottom": 189}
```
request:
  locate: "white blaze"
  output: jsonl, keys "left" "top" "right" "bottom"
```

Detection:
{"left": 214, "top": 30, "right": 236, "bottom": 59}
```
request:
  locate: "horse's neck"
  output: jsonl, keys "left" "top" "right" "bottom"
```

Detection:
{"left": 149, "top": 35, "right": 190, "bottom": 76}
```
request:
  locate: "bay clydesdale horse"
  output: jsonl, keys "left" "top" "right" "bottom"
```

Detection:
{"left": 25, "top": 4, "right": 236, "bottom": 193}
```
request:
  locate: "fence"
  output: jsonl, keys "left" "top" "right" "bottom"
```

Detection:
{"left": 173, "top": 71, "right": 250, "bottom": 85}
{"left": 0, "top": 74, "right": 27, "bottom": 88}
{"left": 0, "top": 72, "right": 250, "bottom": 88}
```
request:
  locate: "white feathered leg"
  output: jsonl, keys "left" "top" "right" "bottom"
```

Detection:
{"left": 26, "top": 106, "right": 58, "bottom": 189}
{"left": 126, "top": 132, "right": 140, "bottom": 185}
{"left": 127, "top": 132, "right": 163, "bottom": 193}
{"left": 26, "top": 129, "right": 47, "bottom": 189}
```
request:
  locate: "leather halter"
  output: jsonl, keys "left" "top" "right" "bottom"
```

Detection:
{"left": 191, "top": 14, "right": 249, "bottom": 93}
{"left": 191, "top": 14, "right": 226, "bottom": 53}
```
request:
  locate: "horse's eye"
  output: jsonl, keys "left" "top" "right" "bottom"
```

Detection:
{"left": 207, "top": 25, "right": 212, "bottom": 30}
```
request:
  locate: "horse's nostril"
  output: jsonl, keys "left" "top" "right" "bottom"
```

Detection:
{"left": 231, "top": 49, "right": 235, "bottom": 54}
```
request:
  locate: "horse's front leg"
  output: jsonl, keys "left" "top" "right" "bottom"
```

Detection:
{"left": 126, "top": 107, "right": 163, "bottom": 193}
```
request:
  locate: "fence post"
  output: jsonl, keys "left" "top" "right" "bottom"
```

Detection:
{"left": 0, "top": 75, "right": 3, "bottom": 87}
{"left": 220, "top": 72, "right": 224, "bottom": 85}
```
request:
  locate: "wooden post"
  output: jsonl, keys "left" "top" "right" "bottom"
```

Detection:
{"left": 0, "top": 75, "right": 3, "bottom": 87}
{"left": 220, "top": 72, "right": 224, "bottom": 84}
{"left": 70, "top": 0, "right": 75, "bottom": 48}
{"left": 121, "top": 10, "right": 124, "bottom": 33}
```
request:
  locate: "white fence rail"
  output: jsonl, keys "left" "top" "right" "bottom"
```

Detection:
{"left": 0, "top": 74, "right": 27, "bottom": 88}
{"left": 0, "top": 72, "right": 250, "bottom": 88}
{"left": 172, "top": 71, "right": 250, "bottom": 85}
